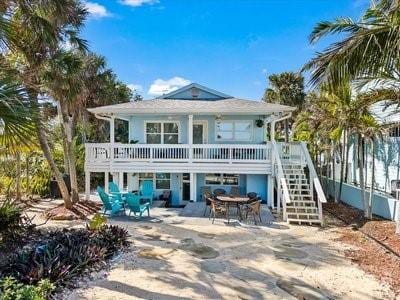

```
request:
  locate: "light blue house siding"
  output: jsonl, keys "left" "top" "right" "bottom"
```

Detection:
{"left": 323, "top": 177, "right": 399, "bottom": 221}
{"left": 128, "top": 115, "right": 266, "bottom": 144}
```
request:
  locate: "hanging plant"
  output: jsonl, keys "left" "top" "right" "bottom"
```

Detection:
{"left": 255, "top": 119, "right": 264, "bottom": 128}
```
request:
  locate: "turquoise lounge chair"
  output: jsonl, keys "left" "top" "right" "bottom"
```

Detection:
{"left": 108, "top": 182, "right": 127, "bottom": 203}
{"left": 97, "top": 186, "right": 125, "bottom": 216}
{"left": 126, "top": 192, "right": 150, "bottom": 218}
{"left": 139, "top": 180, "right": 154, "bottom": 206}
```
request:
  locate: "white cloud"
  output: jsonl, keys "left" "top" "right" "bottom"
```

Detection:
{"left": 120, "top": 0, "right": 159, "bottom": 7}
{"left": 127, "top": 84, "right": 143, "bottom": 93}
{"left": 85, "top": 2, "right": 110, "bottom": 18}
{"left": 148, "top": 77, "right": 191, "bottom": 96}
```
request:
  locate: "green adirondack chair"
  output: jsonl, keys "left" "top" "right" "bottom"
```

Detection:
{"left": 126, "top": 192, "right": 150, "bottom": 218}
{"left": 139, "top": 180, "right": 154, "bottom": 206}
{"left": 96, "top": 186, "right": 125, "bottom": 216}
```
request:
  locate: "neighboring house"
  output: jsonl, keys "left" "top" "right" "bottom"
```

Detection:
{"left": 327, "top": 101, "right": 400, "bottom": 220}
{"left": 85, "top": 83, "right": 326, "bottom": 224}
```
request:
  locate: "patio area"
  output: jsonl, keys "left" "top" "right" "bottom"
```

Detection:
{"left": 24, "top": 197, "right": 393, "bottom": 299}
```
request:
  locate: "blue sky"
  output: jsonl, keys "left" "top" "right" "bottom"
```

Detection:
{"left": 82, "top": 0, "right": 369, "bottom": 99}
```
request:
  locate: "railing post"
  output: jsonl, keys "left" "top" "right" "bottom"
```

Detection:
{"left": 150, "top": 145, "right": 153, "bottom": 163}
{"left": 229, "top": 147, "right": 233, "bottom": 164}
{"left": 188, "top": 115, "right": 193, "bottom": 164}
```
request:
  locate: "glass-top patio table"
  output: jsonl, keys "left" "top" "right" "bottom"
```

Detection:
{"left": 215, "top": 196, "right": 250, "bottom": 222}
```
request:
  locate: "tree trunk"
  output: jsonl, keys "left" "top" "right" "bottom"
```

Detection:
{"left": 57, "top": 101, "right": 70, "bottom": 174}
{"left": 61, "top": 104, "right": 79, "bottom": 203}
{"left": 30, "top": 90, "right": 73, "bottom": 208}
{"left": 358, "top": 135, "right": 367, "bottom": 217}
{"left": 25, "top": 154, "right": 30, "bottom": 197}
{"left": 332, "top": 142, "right": 337, "bottom": 202}
{"left": 284, "top": 119, "right": 289, "bottom": 142}
{"left": 368, "top": 139, "right": 375, "bottom": 219}
{"left": 15, "top": 152, "right": 21, "bottom": 201}
{"left": 344, "top": 132, "right": 351, "bottom": 183}
{"left": 338, "top": 130, "right": 346, "bottom": 202}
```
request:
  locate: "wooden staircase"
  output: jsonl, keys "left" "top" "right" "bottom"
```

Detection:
{"left": 282, "top": 164, "right": 321, "bottom": 225}
{"left": 271, "top": 141, "right": 326, "bottom": 226}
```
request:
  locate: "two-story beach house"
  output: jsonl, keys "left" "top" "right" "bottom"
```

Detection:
{"left": 85, "top": 83, "right": 326, "bottom": 224}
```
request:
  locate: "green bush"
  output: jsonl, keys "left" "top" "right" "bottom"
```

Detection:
{"left": 1, "top": 226, "right": 129, "bottom": 286}
{"left": 0, "top": 199, "right": 23, "bottom": 242}
{"left": 0, "top": 277, "right": 54, "bottom": 300}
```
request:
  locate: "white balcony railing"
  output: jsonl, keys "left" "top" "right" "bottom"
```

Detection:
{"left": 85, "top": 143, "right": 271, "bottom": 165}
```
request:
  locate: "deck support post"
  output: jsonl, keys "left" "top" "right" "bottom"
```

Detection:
{"left": 190, "top": 172, "right": 196, "bottom": 201}
{"left": 188, "top": 114, "right": 193, "bottom": 163}
{"left": 105, "top": 172, "right": 109, "bottom": 193}
{"left": 271, "top": 121, "right": 276, "bottom": 142}
{"left": 119, "top": 171, "right": 124, "bottom": 191}
{"left": 267, "top": 175, "right": 273, "bottom": 208}
{"left": 85, "top": 171, "right": 90, "bottom": 200}
{"left": 110, "top": 116, "right": 115, "bottom": 144}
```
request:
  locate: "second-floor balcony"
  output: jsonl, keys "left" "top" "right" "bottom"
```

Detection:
{"left": 85, "top": 143, "right": 272, "bottom": 173}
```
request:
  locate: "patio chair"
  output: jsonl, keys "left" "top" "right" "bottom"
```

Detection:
{"left": 139, "top": 180, "right": 154, "bottom": 206}
{"left": 203, "top": 190, "right": 213, "bottom": 216}
{"left": 210, "top": 198, "right": 228, "bottom": 224}
{"left": 247, "top": 192, "right": 260, "bottom": 203}
{"left": 213, "top": 188, "right": 226, "bottom": 198}
{"left": 159, "top": 190, "right": 172, "bottom": 207}
{"left": 126, "top": 192, "right": 150, "bottom": 219}
{"left": 230, "top": 186, "right": 241, "bottom": 196}
{"left": 96, "top": 186, "right": 125, "bottom": 216}
{"left": 244, "top": 200, "right": 262, "bottom": 225}
{"left": 108, "top": 182, "right": 125, "bottom": 203}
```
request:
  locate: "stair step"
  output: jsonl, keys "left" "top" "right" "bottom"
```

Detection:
{"left": 287, "top": 218, "right": 322, "bottom": 225}
{"left": 287, "top": 207, "right": 318, "bottom": 213}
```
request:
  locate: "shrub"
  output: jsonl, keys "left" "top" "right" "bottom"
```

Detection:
{"left": 0, "top": 199, "right": 23, "bottom": 242}
{"left": 87, "top": 213, "right": 107, "bottom": 231}
{"left": 1, "top": 226, "right": 129, "bottom": 286}
{"left": 0, "top": 276, "right": 54, "bottom": 300}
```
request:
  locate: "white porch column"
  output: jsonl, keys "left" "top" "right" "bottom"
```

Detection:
{"left": 270, "top": 121, "right": 276, "bottom": 141}
{"left": 119, "top": 172, "right": 124, "bottom": 191}
{"left": 190, "top": 173, "right": 197, "bottom": 201}
{"left": 267, "top": 175, "right": 273, "bottom": 208}
{"left": 85, "top": 171, "right": 90, "bottom": 200}
{"left": 188, "top": 114, "right": 193, "bottom": 162}
{"left": 110, "top": 116, "right": 115, "bottom": 144}
{"left": 105, "top": 172, "right": 109, "bottom": 193}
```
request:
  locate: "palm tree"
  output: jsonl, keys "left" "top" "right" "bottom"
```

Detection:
{"left": 1, "top": 0, "right": 87, "bottom": 208}
{"left": 303, "top": 0, "right": 400, "bottom": 88}
{"left": 263, "top": 72, "right": 306, "bottom": 141}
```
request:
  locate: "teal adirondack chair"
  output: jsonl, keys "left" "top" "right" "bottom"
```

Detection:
{"left": 96, "top": 186, "right": 125, "bottom": 216}
{"left": 139, "top": 180, "right": 154, "bottom": 206}
{"left": 108, "top": 182, "right": 126, "bottom": 203}
{"left": 126, "top": 192, "right": 150, "bottom": 218}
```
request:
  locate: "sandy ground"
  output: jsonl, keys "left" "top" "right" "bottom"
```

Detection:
{"left": 26, "top": 198, "right": 394, "bottom": 300}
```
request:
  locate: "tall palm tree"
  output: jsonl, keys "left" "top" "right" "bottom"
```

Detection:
{"left": 1, "top": 0, "right": 87, "bottom": 208}
{"left": 303, "top": 0, "right": 400, "bottom": 88}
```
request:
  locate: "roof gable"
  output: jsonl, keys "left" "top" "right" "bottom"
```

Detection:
{"left": 157, "top": 83, "right": 232, "bottom": 100}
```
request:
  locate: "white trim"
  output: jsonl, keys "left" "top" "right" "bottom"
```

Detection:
{"left": 215, "top": 120, "right": 254, "bottom": 142}
{"left": 157, "top": 83, "right": 232, "bottom": 99}
{"left": 144, "top": 120, "right": 181, "bottom": 144}
{"left": 204, "top": 173, "right": 240, "bottom": 186}
{"left": 193, "top": 120, "right": 208, "bottom": 144}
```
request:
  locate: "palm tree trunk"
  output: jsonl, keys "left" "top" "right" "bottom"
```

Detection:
{"left": 284, "top": 119, "right": 289, "bottom": 142}
{"left": 25, "top": 154, "right": 30, "bottom": 197}
{"left": 344, "top": 132, "right": 350, "bottom": 183}
{"left": 338, "top": 130, "right": 346, "bottom": 202}
{"left": 332, "top": 143, "right": 337, "bottom": 202}
{"left": 368, "top": 139, "right": 375, "bottom": 219}
{"left": 15, "top": 151, "right": 21, "bottom": 201}
{"left": 30, "top": 90, "right": 72, "bottom": 208}
{"left": 61, "top": 104, "right": 79, "bottom": 203}
{"left": 57, "top": 101, "right": 70, "bottom": 174}
{"left": 358, "top": 135, "right": 367, "bottom": 217}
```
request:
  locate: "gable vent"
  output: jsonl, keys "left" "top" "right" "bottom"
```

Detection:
{"left": 191, "top": 87, "right": 199, "bottom": 98}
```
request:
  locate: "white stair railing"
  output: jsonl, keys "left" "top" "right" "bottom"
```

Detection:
{"left": 300, "top": 142, "right": 327, "bottom": 225}
{"left": 271, "top": 141, "right": 291, "bottom": 220}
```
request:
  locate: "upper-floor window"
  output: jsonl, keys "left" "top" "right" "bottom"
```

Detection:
{"left": 145, "top": 121, "right": 179, "bottom": 144}
{"left": 216, "top": 120, "right": 253, "bottom": 141}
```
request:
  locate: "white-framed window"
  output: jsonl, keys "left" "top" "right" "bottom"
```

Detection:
{"left": 215, "top": 120, "right": 253, "bottom": 141}
{"left": 138, "top": 173, "right": 171, "bottom": 190}
{"left": 389, "top": 124, "right": 400, "bottom": 137}
{"left": 205, "top": 173, "right": 239, "bottom": 186}
{"left": 145, "top": 121, "right": 179, "bottom": 144}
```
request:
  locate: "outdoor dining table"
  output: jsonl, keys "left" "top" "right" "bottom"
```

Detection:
{"left": 215, "top": 195, "right": 250, "bottom": 222}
